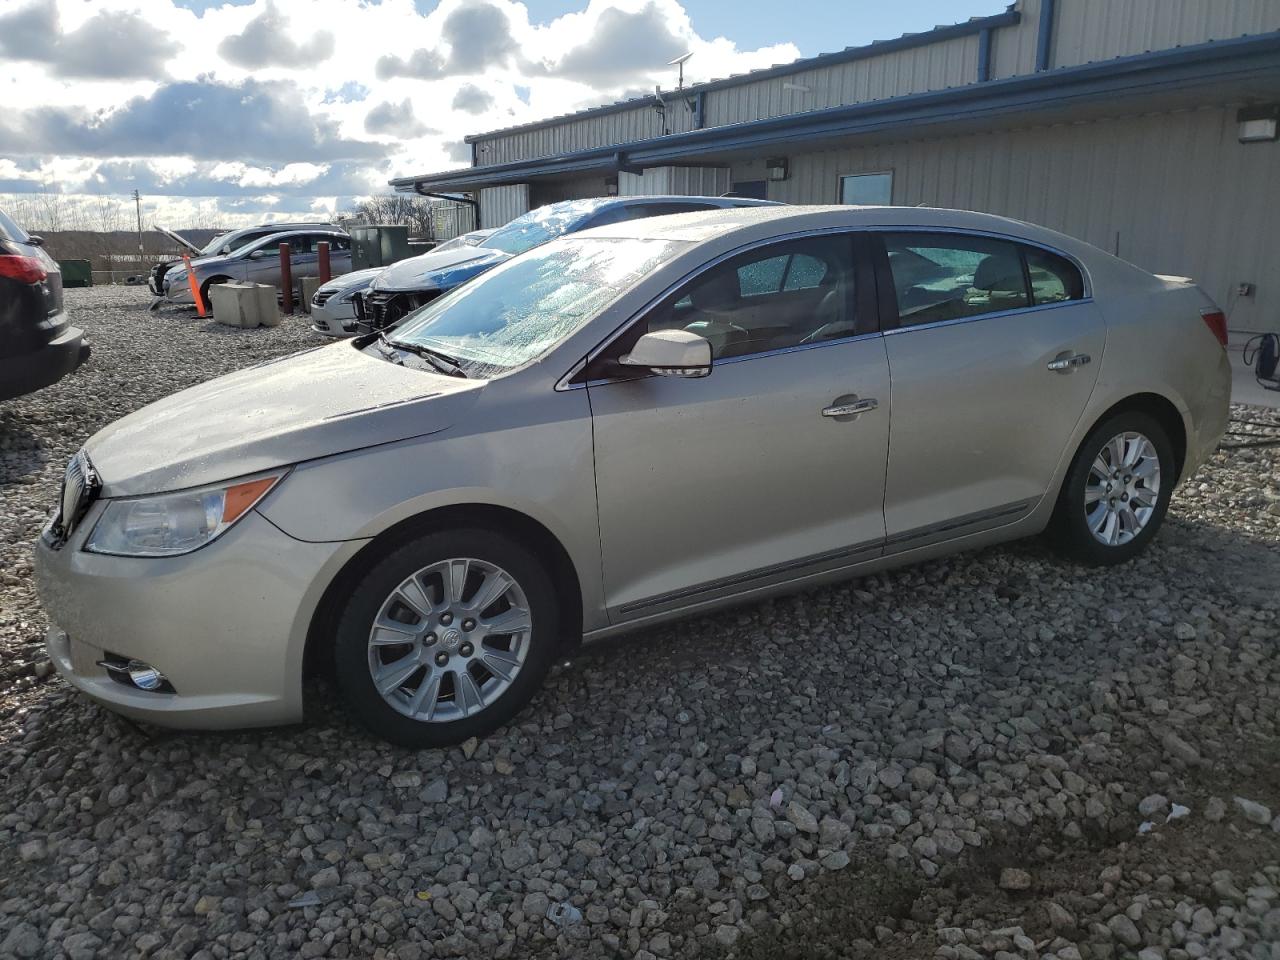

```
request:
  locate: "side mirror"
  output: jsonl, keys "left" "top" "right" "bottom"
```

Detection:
{"left": 620, "top": 329, "right": 712, "bottom": 378}
{"left": 248, "top": 249, "right": 268, "bottom": 259}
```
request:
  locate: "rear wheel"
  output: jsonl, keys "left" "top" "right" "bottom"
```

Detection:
{"left": 333, "top": 529, "right": 560, "bottom": 747}
{"left": 1048, "top": 411, "right": 1175, "bottom": 565}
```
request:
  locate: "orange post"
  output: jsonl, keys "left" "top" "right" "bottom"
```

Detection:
{"left": 182, "top": 254, "right": 206, "bottom": 317}
{"left": 279, "top": 242, "right": 293, "bottom": 314}
{"left": 318, "top": 241, "right": 331, "bottom": 284}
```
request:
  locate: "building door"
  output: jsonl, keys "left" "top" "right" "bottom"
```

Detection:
{"left": 875, "top": 231, "right": 1104, "bottom": 547}
{"left": 587, "top": 233, "right": 889, "bottom": 621}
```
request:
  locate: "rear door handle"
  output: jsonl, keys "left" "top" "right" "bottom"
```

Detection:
{"left": 1047, "top": 353, "right": 1091, "bottom": 372}
{"left": 822, "top": 397, "right": 878, "bottom": 419}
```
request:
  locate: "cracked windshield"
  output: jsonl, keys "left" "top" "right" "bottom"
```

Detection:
{"left": 384, "top": 237, "right": 680, "bottom": 378}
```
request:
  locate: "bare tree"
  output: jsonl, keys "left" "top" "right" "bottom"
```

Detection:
{"left": 346, "top": 194, "right": 437, "bottom": 238}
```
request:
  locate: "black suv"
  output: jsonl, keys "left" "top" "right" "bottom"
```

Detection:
{"left": 0, "top": 208, "right": 89, "bottom": 401}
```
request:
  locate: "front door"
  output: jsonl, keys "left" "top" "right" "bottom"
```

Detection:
{"left": 587, "top": 233, "right": 890, "bottom": 622}
{"left": 876, "top": 231, "right": 1105, "bottom": 546}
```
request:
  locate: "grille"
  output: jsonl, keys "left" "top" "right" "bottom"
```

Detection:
{"left": 313, "top": 289, "right": 336, "bottom": 307}
{"left": 368, "top": 290, "right": 443, "bottom": 330}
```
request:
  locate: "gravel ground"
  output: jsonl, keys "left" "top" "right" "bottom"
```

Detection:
{"left": 1, "top": 286, "right": 1279, "bottom": 960}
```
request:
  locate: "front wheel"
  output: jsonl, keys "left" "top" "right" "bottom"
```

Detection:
{"left": 1048, "top": 411, "right": 1175, "bottom": 566}
{"left": 333, "top": 529, "right": 560, "bottom": 747}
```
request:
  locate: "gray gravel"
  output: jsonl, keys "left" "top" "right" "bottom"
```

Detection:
{"left": 1, "top": 286, "right": 1278, "bottom": 959}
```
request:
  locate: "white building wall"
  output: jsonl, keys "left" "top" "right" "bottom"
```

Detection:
{"left": 771, "top": 105, "right": 1280, "bottom": 331}
{"left": 477, "top": 184, "right": 530, "bottom": 229}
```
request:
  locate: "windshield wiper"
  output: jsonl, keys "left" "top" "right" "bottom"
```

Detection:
{"left": 379, "top": 333, "right": 467, "bottom": 378}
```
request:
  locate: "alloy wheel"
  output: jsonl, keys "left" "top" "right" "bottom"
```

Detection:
{"left": 366, "top": 558, "right": 532, "bottom": 723}
{"left": 1084, "top": 430, "right": 1161, "bottom": 546}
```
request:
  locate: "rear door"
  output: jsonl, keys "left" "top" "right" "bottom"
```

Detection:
{"left": 587, "top": 232, "right": 890, "bottom": 621}
{"left": 876, "top": 231, "right": 1104, "bottom": 547}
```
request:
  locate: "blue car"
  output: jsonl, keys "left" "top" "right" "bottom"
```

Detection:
{"left": 363, "top": 195, "right": 776, "bottom": 330}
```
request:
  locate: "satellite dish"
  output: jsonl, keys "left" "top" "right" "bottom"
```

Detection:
{"left": 668, "top": 51, "right": 693, "bottom": 90}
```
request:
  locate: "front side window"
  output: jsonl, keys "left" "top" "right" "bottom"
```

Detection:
{"left": 644, "top": 235, "right": 855, "bottom": 361}
{"left": 883, "top": 233, "right": 1029, "bottom": 326}
{"left": 388, "top": 236, "right": 681, "bottom": 379}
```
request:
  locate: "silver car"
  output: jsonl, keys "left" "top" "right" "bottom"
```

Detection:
{"left": 161, "top": 228, "right": 352, "bottom": 308}
{"left": 35, "top": 205, "right": 1231, "bottom": 747}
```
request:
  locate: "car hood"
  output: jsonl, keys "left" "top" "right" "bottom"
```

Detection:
{"left": 372, "top": 246, "right": 509, "bottom": 292}
{"left": 155, "top": 225, "right": 204, "bottom": 255}
{"left": 86, "top": 343, "right": 482, "bottom": 497}
{"left": 319, "top": 267, "right": 381, "bottom": 294}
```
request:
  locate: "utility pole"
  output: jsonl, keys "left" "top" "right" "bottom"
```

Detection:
{"left": 132, "top": 190, "right": 144, "bottom": 271}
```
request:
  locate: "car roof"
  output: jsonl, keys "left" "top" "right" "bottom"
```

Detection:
{"left": 574, "top": 204, "right": 1093, "bottom": 256}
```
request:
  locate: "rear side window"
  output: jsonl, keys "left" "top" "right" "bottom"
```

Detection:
{"left": 883, "top": 233, "right": 1029, "bottom": 326}
{"left": 1026, "top": 247, "right": 1084, "bottom": 304}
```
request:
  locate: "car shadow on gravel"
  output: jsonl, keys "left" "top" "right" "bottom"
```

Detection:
{"left": 0, "top": 407, "right": 56, "bottom": 480}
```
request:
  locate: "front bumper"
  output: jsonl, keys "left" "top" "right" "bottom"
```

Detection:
{"left": 0, "top": 324, "right": 90, "bottom": 401}
{"left": 310, "top": 295, "right": 359, "bottom": 338}
{"left": 35, "top": 507, "right": 361, "bottom": 729}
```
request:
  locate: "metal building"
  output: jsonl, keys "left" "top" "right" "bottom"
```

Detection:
{"left": 392, "top": 0, "right": 1280, "bottom": 333}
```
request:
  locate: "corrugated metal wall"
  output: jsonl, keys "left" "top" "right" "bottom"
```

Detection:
{"left": 469, "top": 0, "right": 1277, "bottom": 165}
{"left": 529, "top": 176, "right": 610, "bottom": 207}
{"left": 478, "top": 184, "right": 530, "bottom": 229}
{"left": 619, "top": 166, "right": 730, "bottom": 196}
{"left": 772, "top": 105, "right": 1280, "bottom": 331}
{"left": 1052, "top": 0, "right": 1280, "bottom": 68}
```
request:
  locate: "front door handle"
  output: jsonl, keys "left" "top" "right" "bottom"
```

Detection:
{"left": 822, "top": 397, "right": 878, "bottom": 419}
{"left": 1047, "top": 352, "right": 1091, "bottom": 372}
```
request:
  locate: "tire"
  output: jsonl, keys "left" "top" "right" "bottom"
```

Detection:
{"left": 1048, "top": 410, "right": 1175, "bottom": 566}
{"left": 333, "top": 528, "right": 560, "bottom": 747}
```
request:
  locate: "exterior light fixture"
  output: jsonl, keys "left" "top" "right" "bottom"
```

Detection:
{"left": 766, "top": 157, "right": 789, "bottom": 181}
{"left": 1238, "top": 105, "right": 1279, "bottom": 143}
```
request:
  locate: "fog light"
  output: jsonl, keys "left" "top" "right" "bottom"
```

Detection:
{"left": 97, "top": 654, "right": 174, "bottom": 693}
{"left": 127, "top": 662, "right": 167, "bottom": 690}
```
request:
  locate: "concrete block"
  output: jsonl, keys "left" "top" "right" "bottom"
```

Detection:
{"left": 210, "top": 282, "right": 280, "bottom": 329}
{"left": 299, "top": 276, "right": 322, "bottom": 314}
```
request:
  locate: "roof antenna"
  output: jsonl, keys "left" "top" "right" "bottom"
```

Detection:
{"left": 668, "top": 52, "right": 693, "bottom": 91}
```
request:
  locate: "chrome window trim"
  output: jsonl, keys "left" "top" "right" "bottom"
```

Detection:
{"left": 555, "top": 222, "right": 1094, "bottom": 391}
{"left": 882, "top": 295, "right": 1095, "bottom": 336}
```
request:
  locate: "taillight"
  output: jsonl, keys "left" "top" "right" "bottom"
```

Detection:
{"left": 0, "top": 254, "right": 48, "bottom": 284}
{"left": 1199, "top": 308, "right": 1228, "bottom": 348}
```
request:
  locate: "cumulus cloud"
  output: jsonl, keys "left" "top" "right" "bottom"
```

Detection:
{"left": 548, "top": 2, "right": 687, "bottom": 84}
{"left": 0, "top": 0, "right": 58, "bottom": 62}
{"left": 218, "top": 2, "right": 336, "bottom": 68}
{"left": 376, "top": 0, "right": 518, "bottom": 79}
{"left": 0, "top": 80, "right": 386, "bottom": 166}
{"left": 364, "top": 100, "right": 437, "bottom": 138}
{"left": 444, "top": 141, "right": 472, "bottom": 163}
{"left": 451, "top": 84, "right": 496, "bottom": 115}
{"left": 0, "top": 0, "right": 171, "bottom": 80}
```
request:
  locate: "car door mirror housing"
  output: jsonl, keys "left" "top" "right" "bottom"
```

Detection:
{"left": 620, "top": 330, "right": 712, "bottom": 378}
{"left": 248, "top": 249, "right": 268, "bottom": 259}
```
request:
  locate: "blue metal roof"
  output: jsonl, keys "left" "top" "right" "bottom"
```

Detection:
{"left": 393, "top": 32, "right": 1280, "bottom": 194}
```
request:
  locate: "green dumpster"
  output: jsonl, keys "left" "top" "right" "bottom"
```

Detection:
{"left": 58, "top": 259, "right": 93, "bottom": 288}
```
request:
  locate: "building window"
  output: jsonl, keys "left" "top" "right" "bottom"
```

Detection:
{"left": 839, "top": 172, "right": 893, "bottom": 206}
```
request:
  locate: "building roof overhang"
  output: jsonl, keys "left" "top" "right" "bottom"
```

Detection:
{"left": 391, "top": 32, "right": 1280, "bottom": 195}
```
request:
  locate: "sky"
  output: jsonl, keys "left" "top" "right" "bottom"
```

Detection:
{"left": 0, "top": 0, "right": 1011, "bottom": 230}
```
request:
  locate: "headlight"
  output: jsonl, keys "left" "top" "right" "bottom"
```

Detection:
{"left": 84, "top": 473, "right": 284, "bottom": 557}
